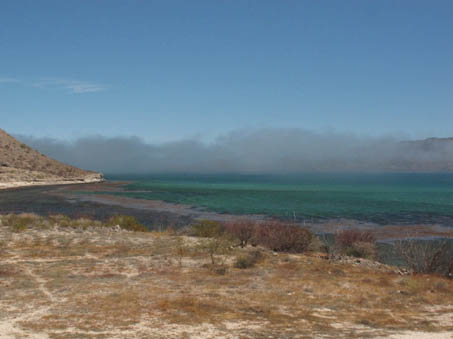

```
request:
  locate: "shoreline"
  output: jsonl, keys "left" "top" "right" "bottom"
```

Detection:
{"left": 56, "top": 182, "right": 453, "bottom": 241}
{"left": 0, "top": 177, "right": 104, "bottom": 190}
{"left": 0, "top": 180, "right": 452, "bottom": 241}
{"left": 80, "top": 194, "right": 453, "bottom": 240}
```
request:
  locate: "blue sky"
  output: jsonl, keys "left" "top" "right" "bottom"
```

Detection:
{"left": 1, "top": 0, "right": 453, "bottom": 142}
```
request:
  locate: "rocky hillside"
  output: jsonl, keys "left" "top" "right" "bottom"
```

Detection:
{"left": 0, "top": 129, "right": 103, "bottom": 189}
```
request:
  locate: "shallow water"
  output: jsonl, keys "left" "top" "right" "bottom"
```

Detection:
{"left": 0, "top": 185, "right": 192, "bottom": 228}
{"left": 105, "top": 173, "right": 453, "bottom": 225}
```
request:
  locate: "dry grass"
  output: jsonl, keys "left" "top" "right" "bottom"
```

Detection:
{"left": 0, "top": 215, "right": 452, "bottom": 338}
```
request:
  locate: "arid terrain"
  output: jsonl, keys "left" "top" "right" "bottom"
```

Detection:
{"left": 1, "top": 128, "right": 452, "bottom": 338}
{"left": 0, "top": 129, "right": 103, "bottom": 189}
{"left": 0, "top": 214, "right": 452, "bottom": 338}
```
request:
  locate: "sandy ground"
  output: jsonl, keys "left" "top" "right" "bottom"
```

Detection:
{"left": 0, "top": 220, "right": 452, "bottom": 338}
{"left": 0, "top": 177, "right": 104, "bottom": 190}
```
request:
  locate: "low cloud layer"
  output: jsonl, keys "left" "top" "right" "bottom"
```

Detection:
{"left": 32, "top": 78, "right": 108, "bottom": 94}
{"left": 0, "top": 76, "right": 107, "bottom": 94}
{"left": 16, "top": 129, "right": 453, "bottom": 174}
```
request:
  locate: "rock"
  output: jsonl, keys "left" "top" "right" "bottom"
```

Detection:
{"left": 397, "top": 290, "right": 409, "bottom": 295}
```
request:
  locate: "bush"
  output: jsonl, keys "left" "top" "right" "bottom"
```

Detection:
{"left": 210, "top": 265, "right": 228, "bottom": 275}
{"left": 333, "top": 229, "right": 376, "bottom": 259}
{"left": 49, "top": 214, "right": 72, "bottom": 227}
{"left": 191, "top": 220, "right": 224, "bottom": 238}
{"left": 393, "top": 238, "right": 453, "bottom": 277}
{"left": 224, "top": 220, "right": 256, "bottom": 247}
{"left": 254, "top": 221, "right": 313, "bottom": 253}
{"left": 2, "top": 213, "right": 42, "bottom": 232}
{"left": 198, "top": 236, "right": 232, "bottom": 265}
{"left": 107, "top": 215, "right": 148, "bottom": 232}
{"left": 174, "top": 237, "right": 189, "bottom": 267}
{"left": 345, "top": 241, "right": 376, "bottom": 259}
{"left": 49, "top": 214, "right": 101, "bottom": 229}
{"left": 335, "top": 229, "right": 375, "bottom": 248}
{"left": 234, "top": 250, "right": 262, "bottom": 269}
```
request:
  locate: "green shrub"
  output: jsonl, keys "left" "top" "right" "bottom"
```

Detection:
{"left": 49, "top": 214, "right": 72, "bottom": 227}
{"left": 49, "top": 214, "right": 101, "bottom": 229}
{"left": 191, "top": 220, "right": 224, "bottom": 238}
{"left": 12, "top": 223, "right": 28, "bottom": 233}
{"left": 3, "top": 214, "right": 38, "bottom": 232}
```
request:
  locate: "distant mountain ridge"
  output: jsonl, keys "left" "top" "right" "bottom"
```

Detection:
{"left": 404, "top": 137, "right": 453, "bottom": 148}
{"left": 3, "top": 128, "right": 453, "bottom": 179}
{"left": 394, "top": 137, "right": 453, "bottom": 172}
{"left": 0, "top": 128, "right": 103, "bottom": 189}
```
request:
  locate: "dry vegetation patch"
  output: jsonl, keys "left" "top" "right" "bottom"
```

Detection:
{"left": 0, "top": 214, "right": 452, "bottom": 338}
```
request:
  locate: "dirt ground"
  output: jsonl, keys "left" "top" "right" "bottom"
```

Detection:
{"left": 0, "top": 218, "right": 452, "bottom": 338}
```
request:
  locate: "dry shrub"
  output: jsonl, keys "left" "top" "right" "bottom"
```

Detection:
{"left": 433, "top": 281, "right": 449, "bottom": 293}
{"left": 334, "top": 229, "right": 376, "bottom": 259}
{"left": 335, "top": 229, "right": 375, "bottom": 248}
{"left": 224, "top": 220, "right": 256, "bottom": 247}
{"left": 208, "top": 264, "right": 228, "bottom": 275}
{"left": 107, "top": 215, "right": 148, "bottom": 232}
{"left": 163, "top": 224, "right": 177, "bottom": 235}
{"left": 174, "top": 237, "right": 189, "bottom": 267}
{"left": 234, "top": 250, "right": 263, "bottom": 269}
{"left": 254, "top": 221, "right": 313, "bottom": 253}
{"left": 345, "top": 241, "right": 377, "bottom": 259}
{"left": 156, "top": 295, "right": 229, "bottom": 323}
{"left": 306, "top": 235, "right": 326, "bottom": 252}
{"left": 393, "top": 238, "right": 453, "bottom": 277}
{"left": 198, "top": 236, "right": 232, "bottom": 265}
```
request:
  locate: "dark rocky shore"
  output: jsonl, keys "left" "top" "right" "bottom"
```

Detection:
{"left": 0, "top": 182, "right": 192, "bottom": 229}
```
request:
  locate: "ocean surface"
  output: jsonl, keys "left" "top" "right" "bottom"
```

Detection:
{"left": 105, "top": 173, "right": 453, "bottom": 225}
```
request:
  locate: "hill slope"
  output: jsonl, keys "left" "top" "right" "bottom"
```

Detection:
{"left": 0, "top": 129, "right": 103, "bottom": 189}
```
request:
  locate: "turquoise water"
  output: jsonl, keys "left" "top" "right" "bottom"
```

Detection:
{"left": 105, "top": 173, "right": 453, "bottom": 225}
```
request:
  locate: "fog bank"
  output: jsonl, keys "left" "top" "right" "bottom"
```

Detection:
{"left": 16, "top": 129, "right": 453, "bottom": 174}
